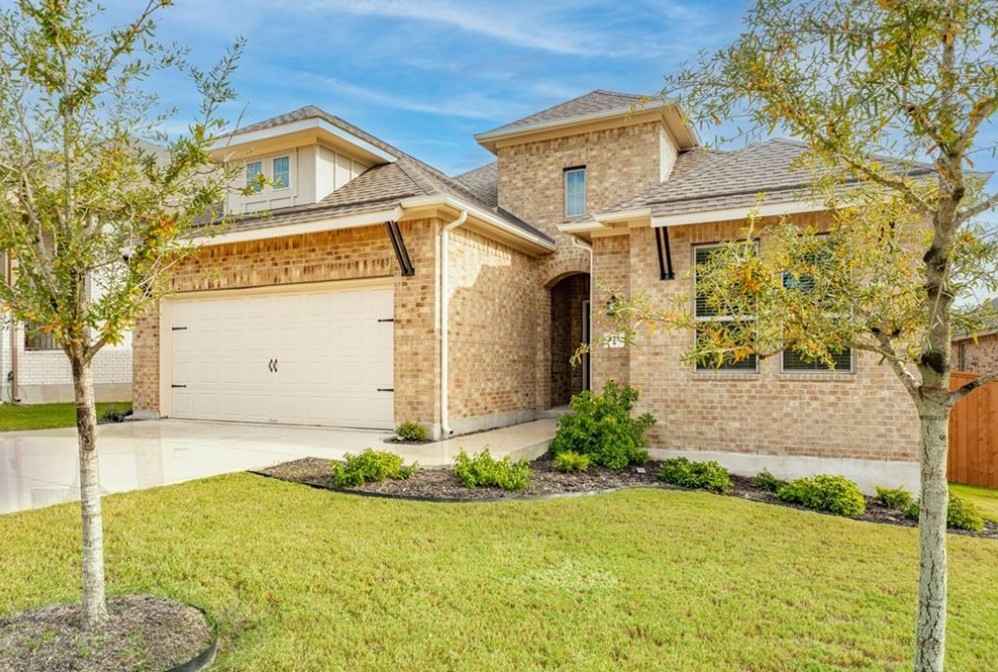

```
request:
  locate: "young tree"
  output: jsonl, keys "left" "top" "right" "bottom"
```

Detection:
{"left": 608, "top": 1, "right": 997, "bottom": 670}
{"left": 0, "top": 0, "right": 242, "bottom": 629}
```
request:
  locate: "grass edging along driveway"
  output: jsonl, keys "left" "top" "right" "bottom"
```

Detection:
{"left": 0, "top": 402, "right": 132, "bottom": 432}
{"left": 2, "top": 473, "right": 998, "bottom": 671}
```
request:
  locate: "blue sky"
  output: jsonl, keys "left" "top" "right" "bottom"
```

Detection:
{"left": 105, "top": 0, "right": 994, "bottom": 234}
{"left": 131, "top": 0, "right": 749, "bottom": 174}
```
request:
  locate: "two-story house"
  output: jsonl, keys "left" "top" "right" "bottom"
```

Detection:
{"left": 132, "top": 91, "right": 922, "bottom": 489}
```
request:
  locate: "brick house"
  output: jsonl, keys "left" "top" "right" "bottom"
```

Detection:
{"left": 952, "top": 299, "right": 998, "bottom": 373}
{"left": 132, "top": 91, "right": 923, "bottom": 489}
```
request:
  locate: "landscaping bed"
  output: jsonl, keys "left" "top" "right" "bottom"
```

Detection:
{"left": 257, "top": 455, "right": 998, "bottom": 538}
{"left": 0, "top": 595, "right": 214, "bottom": 672}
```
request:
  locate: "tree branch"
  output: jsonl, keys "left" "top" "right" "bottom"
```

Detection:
{"left": 956, "top": 191, "right": 998, "bottom": 225}
{"left": 949, "top": 370, "right": 998, "bottom": 404}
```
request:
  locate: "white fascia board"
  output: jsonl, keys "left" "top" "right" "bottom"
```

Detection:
{"left": 400, "top": 195, "right": 556, "bottom": 251}
{"left": 212, "top": 118, "right": 398, "bottom": 163}
{"left": 193, "top": 207, "right": 401, "bottom": 246}
{"left": 474, "top": 100, "right": 671, "bottom": 144}
{"left": 652, "top": 200, "right": 826, "bottom": 228}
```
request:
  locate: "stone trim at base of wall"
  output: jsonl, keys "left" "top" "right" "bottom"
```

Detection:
{"left": 648, "top": 448, "right": 920, "bottom": 495}
{"left": 15, "top": 383, "right": 132, "bottom": 405}
{"left": 445, "top": 409, "right": 539, "bottom": 440}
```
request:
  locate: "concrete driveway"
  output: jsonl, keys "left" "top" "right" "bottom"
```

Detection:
{"left": 0, "top": 418, "right": 555, "bottom": 514}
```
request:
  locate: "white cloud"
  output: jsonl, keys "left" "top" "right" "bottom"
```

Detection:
{"left": 308, "top": 75, "right": 514, "bottom": 121}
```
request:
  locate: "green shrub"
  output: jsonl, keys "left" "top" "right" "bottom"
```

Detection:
{"left": 776, "top": 474, "right": 866, "bottom": 517}
{"left": 946, "top": 495, "right": 985, "bottom": 532}
{"left": 658, "top": 458, "right": 732, "bottom": 493}
{"left": 553, "top": 451, "right": 591, "bottom": 473}
{"left": 875, "top": 486, "right": 914, "bottom": 512}
{"left": 901, "top": 493, "right": 986, "bottom": 532}
{"left": 453, "top": 449, "right": 531, "bottom": 491}
{"left": 754, "top": 469, "right": 786, "bottom": 493}
{"left": 395, "top": 421, "right": 429, "bottom": 442}
{"left": 549, "top": 381, "right": 655, "bottom": 469}
{"left": 330, "top": 449, "right": 417, "bottom": 487}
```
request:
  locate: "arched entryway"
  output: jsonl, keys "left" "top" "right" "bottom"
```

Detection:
{"left": 549, "top": 272, "right": 591, "bottom": 407}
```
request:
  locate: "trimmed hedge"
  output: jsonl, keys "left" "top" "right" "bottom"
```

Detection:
{"left": 395, "top": 421, "right": 429, "bottom": 442}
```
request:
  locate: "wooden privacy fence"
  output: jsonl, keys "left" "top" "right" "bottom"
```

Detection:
{"left": 948, "top": 371, "right": 998, "bottom": 488}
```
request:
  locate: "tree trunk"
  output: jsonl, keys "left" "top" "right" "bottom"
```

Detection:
{"left": 914, "top": 403, "right": 949, "bottom": 672}
{"left": 72, "top": 355, "right": 108, "bottom": 630}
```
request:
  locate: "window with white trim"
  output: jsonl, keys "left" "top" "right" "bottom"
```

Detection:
{"left": 694, "top": 243, "right": 758, "bottom": 372}
{"left": 565, "top": 167, "right": 586, "bottom": 217}
{"left": 272, "top": 156, "right": 290, "bottom": 190}
{"left": 780, "top": 237, "right": 853, "bottom": 373}
{"left": 246, "top": 161, "right": 263, "bottom": 193}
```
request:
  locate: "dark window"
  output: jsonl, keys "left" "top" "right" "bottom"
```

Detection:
{"left": 782, "top": 347, "right": 853, "bottom": 372}
{"left": 24, "top": 326, "right": 58, "bottom": 351}
{"left": 694, "top": 244, "right": 758, "bottom": 372}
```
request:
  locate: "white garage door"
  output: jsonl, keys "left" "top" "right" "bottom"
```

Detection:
{"left": 169, "top": 283, "right": 394, "bottom": 429}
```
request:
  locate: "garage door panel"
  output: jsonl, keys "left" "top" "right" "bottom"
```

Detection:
{"left": 170, "top": 284, "right": 394, "bottom": 429}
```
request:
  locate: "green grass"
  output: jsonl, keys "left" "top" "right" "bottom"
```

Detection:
{"left": 951, "top": 483, "right": 998, "bottom": 523}
{"left": 0, "top": 402, "right": 131, "bottom": 432}
{"left": 1, "top": 475, "right": 997, "bottom": 671}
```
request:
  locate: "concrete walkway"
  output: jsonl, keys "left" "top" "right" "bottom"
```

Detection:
{"left": 0, "top": 418, "right": 556, "bottom": 514}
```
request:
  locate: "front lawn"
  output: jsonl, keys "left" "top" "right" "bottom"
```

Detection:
{"left": 0, "top": 402, "right": 131, "bottom": 432}
{"left": 951, "top": 483, "right": 998, "bottom": 523}
{"left": 1, "top": 474, "right": 996, "bottom": 671}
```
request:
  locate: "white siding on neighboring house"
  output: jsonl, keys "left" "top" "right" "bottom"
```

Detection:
{"left": 0, "top": 319, "right": 132, "bottom": 404}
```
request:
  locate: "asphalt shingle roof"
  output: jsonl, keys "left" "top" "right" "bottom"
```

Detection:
{"left": 480, "top": 90, "right": 647, "bottom": 136}
{"left": 453, "top": 162, "right": 498, "bottom": 208}
{"left": 213, "top": 107, "right": 553, "bottom": 244}
{"left": 603, "top": 139, "right": 936, "bottom": 218}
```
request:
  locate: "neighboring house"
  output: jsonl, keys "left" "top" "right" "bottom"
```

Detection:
{"left": 132, "top": 91, "right": 923, "bottom": 489}
{"left": 0, "top": 255, "right": 133, "bottom": 405}
{"left": 952, "top": 298, "right": 998, "bottom": 373}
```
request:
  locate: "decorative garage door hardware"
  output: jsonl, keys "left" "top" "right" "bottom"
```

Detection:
{"left": 377, "top": 388, "right": 394, "bottom": 392}
{"left": 172, "top": 326, "right": 188, "bottom": 331}
{"left": 655, "top": 227, "right": 676, "bottom": 281}
{"left": 171, "top": 384, "right": 187, "bottom": 389}
{"left": 268, "top": 359, "right": 279, "bottom": 372}
{"left": 385, "top": 220, "right": 415, "bottom": 277}
{"left": 378, "top": 318, "right": 394, "bottom": 323}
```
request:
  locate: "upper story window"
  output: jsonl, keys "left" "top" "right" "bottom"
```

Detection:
{"left": 564, "top": 167, "right": 586, "bottom": 217}
{"left": 246, "top": 161, "right": 263, "bottom": 193}
{"left": 273, "top": 156, "right": 290, "bottom": 190}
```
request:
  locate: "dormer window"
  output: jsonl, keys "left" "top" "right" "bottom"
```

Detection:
{"left": 273, "top": 156, "right": 290, "bottom": 190}
{"left": 246, "top": 161, "right": 263, "bottom": 193}
{"left": 565, "top": 166, "right": 586, "bottom": 217}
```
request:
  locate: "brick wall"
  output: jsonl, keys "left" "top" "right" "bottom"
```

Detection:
{"left": 591, "top": 215, "right": 922, "bottom": 463}
{"left": 496, "top": 121, "right": 666, "bottom": 237}
{"left": 133, "top": 220, "right": 440, "bottom": 426}
{"left": 953, "top": 334, "right": 998, "bottom": 374}
{"left": 447, "top": 227, "right": 540, "bottom": 422}
{"left": 496, "top": 122, "right": 669, "bottom": 407}
{"left": 591, "top": 233, "right": 630, "bottom": 388}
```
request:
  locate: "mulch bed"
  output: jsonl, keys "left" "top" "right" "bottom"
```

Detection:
{"left": 0, "top": 595, "right": 213, "bottom": 672}
{"left": 257, "top": 455, "right": 998, "bottom": 539}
